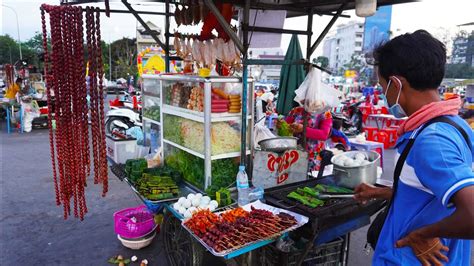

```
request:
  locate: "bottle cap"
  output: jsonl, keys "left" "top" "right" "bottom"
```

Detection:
{"left": 239, "top": 165, "right": 245, "bottom": 171}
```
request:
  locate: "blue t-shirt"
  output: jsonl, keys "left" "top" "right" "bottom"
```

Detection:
{"left": 373, "top": 115, "right": 474, "bottom": 265}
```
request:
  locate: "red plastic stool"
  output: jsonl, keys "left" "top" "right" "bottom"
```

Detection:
{"left": 373, "top": 131, "right": 390, "bottom": 149}
{"left": 363, "top": 127, "right": 379, "bottom": 141}
{"left": 382, "top": 128, "right": 398, "bottom": 147}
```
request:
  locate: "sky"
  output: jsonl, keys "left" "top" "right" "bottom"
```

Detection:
{"left": 1, "top": 0, "right": 474, "bottom": 58}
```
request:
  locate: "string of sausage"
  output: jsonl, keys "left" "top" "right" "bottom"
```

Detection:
{"left": 41, "top": 4, "right": 108, "bottom": 220}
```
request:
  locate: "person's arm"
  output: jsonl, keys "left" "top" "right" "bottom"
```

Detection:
{"left": 395, "top": 126, "right": 474, "bottom": 264}
{"left": 397, "top": 186, "right": 474, "bottom": 242}
{"left": 305, "top": 117, "right": 332, "bottom": 141}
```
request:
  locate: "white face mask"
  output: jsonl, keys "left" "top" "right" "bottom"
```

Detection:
{"left": 381, "top": 77, "right": 407, "bottom": 118}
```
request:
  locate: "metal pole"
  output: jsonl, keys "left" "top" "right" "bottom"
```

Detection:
{"left": 9, "top": 46, "right": 13, "bottom": 64}
{"left": 3, "top": 5, "right": 22, "bottom": 60}
{"left": 165, "top": 0, "right": 170, "bottom": 72}
{"left": 240, "top": 0, "right": 250, "bottom": 167}
{"left": 108, "top": 42, "right": 112, "bottom": 80}
{"left": 303, "top": 9, "right": 314, "bottom": 151}
{"left": 309, "top": 1, "right": 347, "bottom": 56}
{"left": 204, "top": 81, "right": 212, "bottom": 189}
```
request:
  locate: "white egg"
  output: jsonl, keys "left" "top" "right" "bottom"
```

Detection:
{"left": 334, "top": 159, "right": 344, "bottom": 166}
{"left": 200, "top": 196, "right": 211, "bottom": 205}
{"left": 184, "top": 210, "right": 192, "bottom": 218}
{"left": 178, "top": 197, "right": 186, "bottom": 205}
{"left": 173, "top": 202, "right": 181, "bottom": 210}
{"left": 344, "top": 159, "right": 355, "bottom": 167}
{"left": 182, "top": 199, "right": 192, "bottom": 209}
{"left": 194, "top": 193, "right": 203, "bottom": 199}
{"left": 178, "top": 207, "right": 186, "bottom": 215}
{"left": 209, "top": 200, "right": 218, "bottom": 208}
{"left": 188, "top": 207, "right": 197, "bottom": 214}
{"left": 187, "top": 194, "right": 196, "bottom": 201}
{"left": 209, "top": 205, "right": 216, "bottom": 212}
{"left": 360, "top": 160, "right": 371, "bottom": 166}
{"left": 192, "top": 198, "right": 201, "bottom": 207}
{"left": 199, "top": 202, "right": 209, "bottom": 209}
{"left": 355, "top": 153, "right": 366, "bottom": 161}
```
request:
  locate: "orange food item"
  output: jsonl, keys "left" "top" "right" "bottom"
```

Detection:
{"left": 220, "top": 207, "right": 249, "bottom": 223}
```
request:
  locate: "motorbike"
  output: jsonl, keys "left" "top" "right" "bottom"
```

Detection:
{"left": 332, "top": 101, "right": 363, "bottom": 136}
{"left": 105, "top": 106, "right": 142, "bottom": 137}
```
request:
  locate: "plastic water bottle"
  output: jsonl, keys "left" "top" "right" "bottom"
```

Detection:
{"left": 150, "top": 129, "right": 158, "bottom": 153}
{"left": 236, "top": 166, "right": 250, "bottom": 206}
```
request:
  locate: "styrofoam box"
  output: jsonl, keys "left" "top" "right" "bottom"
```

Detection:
{"left": 106, "top": 136, "right": 143, "bottom": 164}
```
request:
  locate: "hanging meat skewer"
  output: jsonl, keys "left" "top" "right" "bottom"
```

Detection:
{"left": 41, "top": 4, "right": 108, "bottom": 220}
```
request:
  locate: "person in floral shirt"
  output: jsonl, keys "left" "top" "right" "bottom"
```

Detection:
{"left": 283, "top": 106, "right": 333, "bottom": 171}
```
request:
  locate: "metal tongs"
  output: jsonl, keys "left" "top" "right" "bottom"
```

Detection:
{"left": 316, "top": 193, "right": 355, "bottom": 200}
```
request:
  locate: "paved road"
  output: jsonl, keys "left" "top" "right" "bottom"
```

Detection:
{"left": 1, "top": 126, "right": 472, "bottom": 265}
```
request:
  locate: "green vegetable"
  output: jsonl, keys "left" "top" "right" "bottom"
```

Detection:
{"left": 278, "top": 120, "right": 292, "bottom": 136}
{"left": 303, "top": 187, "right": 319, "bottom": 197}
{"left": 314, "top": 184, "right": 353, "bottom": 193}
{"left": 287, "top": 192, "right": 324, "bottom": 208}
{"left": 164, "top": 148, "right": 237, "bottom": 190}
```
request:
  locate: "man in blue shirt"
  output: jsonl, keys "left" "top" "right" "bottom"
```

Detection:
{"left": 354, "top": 30, "right": 474, "bottom": 265}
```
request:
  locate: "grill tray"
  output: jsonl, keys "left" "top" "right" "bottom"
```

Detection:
{"left": 264, "top": 176, "right": 384, "bottom": 230}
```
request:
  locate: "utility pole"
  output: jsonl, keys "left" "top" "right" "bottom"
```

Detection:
{"left": 3, "top": 5, "right": 22, "bottom": 60}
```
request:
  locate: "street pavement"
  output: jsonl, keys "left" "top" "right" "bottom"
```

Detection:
{"left": 1, "top": 125, "right": 472, "bottom": 265}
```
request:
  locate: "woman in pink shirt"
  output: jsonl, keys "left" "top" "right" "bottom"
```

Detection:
{"left": 284, "top": 106, "right": 333, "bottom": 171}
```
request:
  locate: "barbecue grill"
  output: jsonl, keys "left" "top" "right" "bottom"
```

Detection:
{"left": 264, "top": 176, "right": 385, "bottom": 265}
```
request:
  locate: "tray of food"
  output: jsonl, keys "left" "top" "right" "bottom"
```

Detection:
{"left": 181, "top": 201, "right": 309, "bottom": 258}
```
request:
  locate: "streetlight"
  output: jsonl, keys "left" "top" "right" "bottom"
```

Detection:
{"left": 2, "top": 4, "right": 22, "bottom": 60}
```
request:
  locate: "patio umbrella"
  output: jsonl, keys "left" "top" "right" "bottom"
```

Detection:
{"left": 276, "top": 34, "right": 305, "bottom": 116}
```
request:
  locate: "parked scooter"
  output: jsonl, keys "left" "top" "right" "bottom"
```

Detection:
{"left": 105, "top": 106, "right": 142, "bottom": 137}
{"left": 332, "top": 101, "right": 363, "bottom": 136}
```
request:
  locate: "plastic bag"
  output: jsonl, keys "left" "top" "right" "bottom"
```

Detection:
{"left": 294, "top": 68, "right": 342, "bottom": 114}
{"left": 253, "top": 123, "right": 276, "bottom": 149}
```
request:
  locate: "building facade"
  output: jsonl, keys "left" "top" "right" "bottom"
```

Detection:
{"left": 452, "top": 31, "right": 474, "bottom": 67}
{"left": 322, "top": 21, "right": 364, "bottom": 71}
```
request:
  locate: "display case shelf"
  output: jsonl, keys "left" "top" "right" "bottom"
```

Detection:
{"left": 162, "top": 104, "right": 251, "bottom": 123}
{"left": 143, "top": 92, "right": 161, "bottom": 99}
{"left": 163, "top": 138, "right": 251, "bottom": 161}
{"left": 142, "top": 117, "right": 161, "bottom": 125}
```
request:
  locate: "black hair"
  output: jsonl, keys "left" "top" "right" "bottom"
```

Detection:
{"left": 374, "top": 30, "right": 446, "bottom": 90}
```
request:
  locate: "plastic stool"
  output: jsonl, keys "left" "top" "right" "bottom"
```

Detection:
{"left": 363, "top": 127, "right": 379, "bottom": 141}
{"left": 382, "top": 128, "right": 398, "bottom": 147}
{"left": 374, "top": 131, "right": 390, "bottom": 149}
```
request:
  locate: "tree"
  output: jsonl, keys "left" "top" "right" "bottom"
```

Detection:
{"left": 445, "top": 63, "right": 474, "bottom": 79}
{"left": 0, "top": 34, "right": 21, "bottom": 64}
{"left": 313, "top": 56, "right": 329, "bottom": 68}
{"left": 343, "top": 54, "right": 364, "bottom": 72}
{"left": 108, "top": 38, "right": 137, "bottom": 80}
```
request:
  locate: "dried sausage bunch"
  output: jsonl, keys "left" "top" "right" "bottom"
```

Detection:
{"left": 41, "top": 4, "right": 107, "bottom": 220}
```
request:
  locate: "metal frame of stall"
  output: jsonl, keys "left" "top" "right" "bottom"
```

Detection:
{"left": 60, "top": 0, "right": 414, "bottom": 166}
{"left": 60, "top": 1, "right": 412, "bottom": 265}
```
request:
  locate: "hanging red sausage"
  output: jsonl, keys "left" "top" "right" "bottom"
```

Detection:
{"left": 41, "top": 4, "right": 108, "bottom": 220}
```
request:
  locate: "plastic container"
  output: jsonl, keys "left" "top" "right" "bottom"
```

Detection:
{"left": 106, "top": 136, "right": 138, "bottom": 164}
{"left": 114, "top": 205, "right": 155, "bottom": 239}
{"left": 236, "top": 166, "right": 250, "bottom": 206}
{"left": 117, "top": 231, "right": 156, "bottom": 250}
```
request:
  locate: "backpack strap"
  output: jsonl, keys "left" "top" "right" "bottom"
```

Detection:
{"left": 390, "top": 116, "right": 471, "bottom": 216}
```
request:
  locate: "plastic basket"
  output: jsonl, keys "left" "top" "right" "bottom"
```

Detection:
{"left": 260, "top": 237, "right": 345, "bottom": 266}
{"left": 114, "top": 205, "right": 155, "bottom": 239}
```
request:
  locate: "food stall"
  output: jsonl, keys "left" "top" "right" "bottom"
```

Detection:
{"left": 54, "top": 0, "right": 416, "bottom": 265}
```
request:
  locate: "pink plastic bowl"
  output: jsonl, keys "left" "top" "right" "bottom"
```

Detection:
{"left": 114, "top": 205, "right": 155, "bottom": 239}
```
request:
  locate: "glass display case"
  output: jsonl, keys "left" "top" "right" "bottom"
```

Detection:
{"left": 141, "top": 74, "right": 162, "bottom": 154}
{"left": 157, "top": 74, "right": 254, "bottom": 190}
